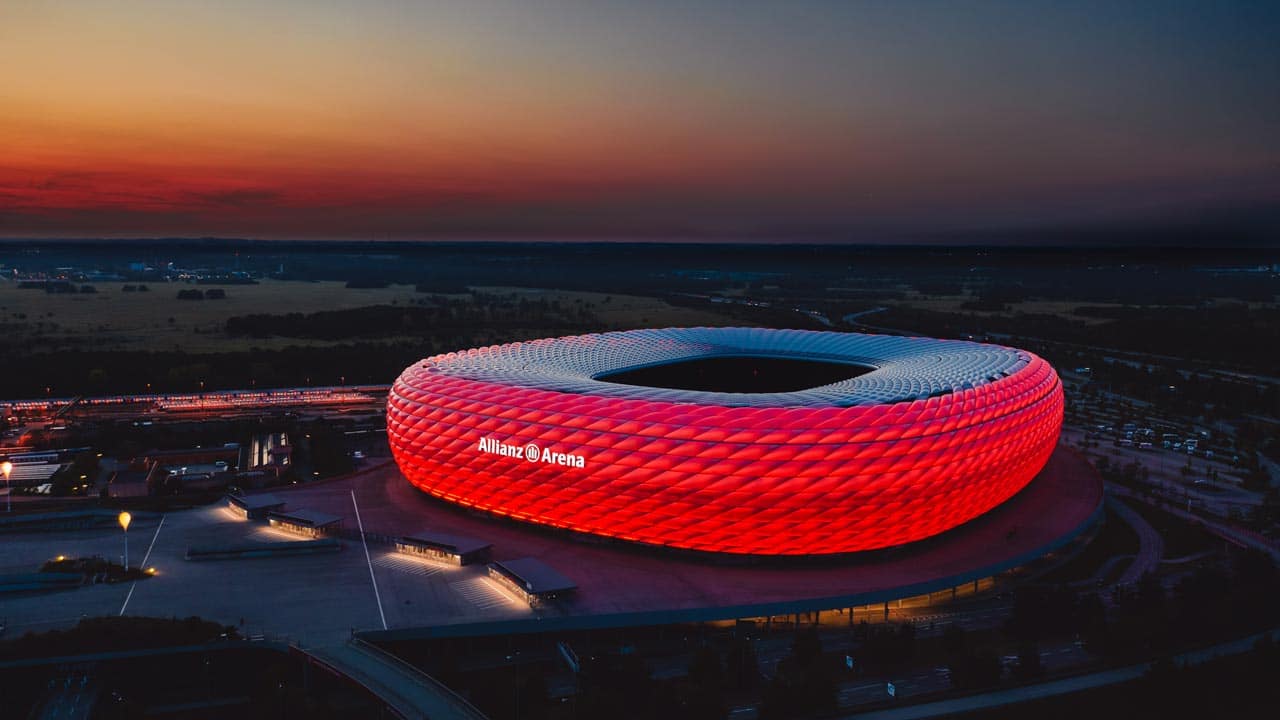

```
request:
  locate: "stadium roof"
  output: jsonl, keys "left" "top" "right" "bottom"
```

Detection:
{"left": 419, "top": 327, "right": 1029, "bottom": 407}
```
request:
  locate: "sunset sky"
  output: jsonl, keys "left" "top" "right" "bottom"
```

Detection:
{"left": 2, "top": 0, "right": 1277, "bottom": 241}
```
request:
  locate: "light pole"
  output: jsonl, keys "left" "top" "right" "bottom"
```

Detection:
{"left": 2, "top": 460, "right": 11, "bottom": 513}
{"left": 118, "top": 511, "right": 132, "bottom": 569}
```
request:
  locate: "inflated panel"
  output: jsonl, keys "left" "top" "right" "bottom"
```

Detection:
{"left": 387, "top": 328, "right": 1063, "bottom": 555}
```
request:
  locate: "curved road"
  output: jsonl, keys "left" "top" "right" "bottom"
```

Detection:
{"left": 1110, "top": 484, "right": 1280, "bottom": 564}
{"left": 1070, "top": 553, "right": 1133, "bottom": 589}
{"left": 304, "top": 640, "right": 487, "bottom": 720}
{"left": 1106, "top": 495, "right": 1164, "bottom": 587}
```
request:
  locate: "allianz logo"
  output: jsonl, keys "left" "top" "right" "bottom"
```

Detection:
{"left": 476, "top": 437, "right": 586, "bottom": 469}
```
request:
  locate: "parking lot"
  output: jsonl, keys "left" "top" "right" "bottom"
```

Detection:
{"left": 0, "top": 501, "right": 531, "bottom": 647}
{"left": 2, "top": 445, "right": 1102, "bottom": 646}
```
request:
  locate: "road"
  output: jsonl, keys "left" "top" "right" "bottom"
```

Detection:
{"left": 303, "top": 640, "right": 487, "bottom": 720}
{"left": 1258, "top": 450, "right": 1280, "bottom": 489}
{"left": 1105, "top": 495, "right": 1164, "bottom": 586}
{"left": 836, "top": 641, "right": 1092, "bottom": 708}
{"left": 839, "top": 627, "right": 1280, "bottom": 720}
{"left": 30, "top": 671, "right": 97, "bottom": 720}
{"left": 1070, "top": 554, "right": 1132, "bottom": 589}
{"left": 724, "top": 636, "right": 1093, "bottom": 718}
{"left": 702, "top": 601, "right": 1018, "bottom": 683}
{"left": 891, "top": 603, "right": 1016, "bottom": 637}
{"left": 1111, "top": 484, "right": 1280, "bottom": 564}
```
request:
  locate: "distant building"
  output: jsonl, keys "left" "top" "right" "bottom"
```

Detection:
{"left": 246, "top": 432, "right": 291, "bottom": 469}
{"left": 267, "top": 508, "right": 343, "bottom": 538}
{"left": 395, "top": 532, "right": 492, "bottom": 566}
{"left": 225, "top": 492, "right": 286, "bottom": 520}
{"left": 488, "top": 557, "right": 577, "bottom": 607}
{"left": 137, "top": 447, "right": 238, "bottom": 495}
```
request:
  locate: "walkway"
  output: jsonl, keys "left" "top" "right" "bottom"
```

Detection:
{"left": 1069, "top": 554, "right": 1132, "bottom": 589}
{"left": 1105, "top": 494, "right": 1163, "bottom": 586}
{"left": 303, "top": 639, "right": 487, "bottom": 720}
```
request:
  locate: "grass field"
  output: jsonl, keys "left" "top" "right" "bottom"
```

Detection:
{"left": 471, "top": 285, "right": 731, "bottom": 329}
{"left": 0, "top": 279, "right": 734, "bottom": 354}
{"left": 892, "top": 292, "right": 1129, "bottom": 325}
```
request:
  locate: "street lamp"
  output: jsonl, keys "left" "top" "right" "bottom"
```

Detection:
{"left": 118, "top": 511, "right": 132, "bottom": 569}
{"left": 2, "top": 460, "right": 11, "bottom": 513}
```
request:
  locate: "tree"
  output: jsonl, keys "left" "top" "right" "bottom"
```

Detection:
{"left": 688, "top": 645, "right": 724, "bottom": 690}
{"left": 791, "top": 628, "right": 823, "bottom": 667}
{"left": 1013, "top": 641, "right": 1043, "bottom": 681}
{"left": 50, "top": 451, "right": 100, "bottom": 496}
{"left": 578, "top": 653, "right": 654, "bottom": 720}
{"left": 760, "top": 629, "right": 837, "bottom": 719}
{"left": 725, "top": 636, "right": 760, "bottom": 690}
{"left": 860, "top": 622, "right": 917, "bottom": 673}
{"left": 942, "top": 624, "right": 967, "bottom": 655}
{"left": 677, "top": 645, "right": 728, "bottom": 720}
{"left": 1006, "top": 585, "right": 1076, "bottom": 642}
{"left": 948, "top": 648, "right": 1001, "bottom": 690}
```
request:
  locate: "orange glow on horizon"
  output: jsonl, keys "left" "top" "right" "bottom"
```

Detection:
{"left": 3, "top": 1, "right": 1275, "bottom": 239}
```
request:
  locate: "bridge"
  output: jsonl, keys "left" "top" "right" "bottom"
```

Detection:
{"left": 300, "top": 638, "right": 488, "bottom": 720}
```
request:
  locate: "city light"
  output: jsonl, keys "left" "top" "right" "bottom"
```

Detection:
{"left": 118, "top": 511, "right": 131, "bottom": 569}
{"left": 1, "top": 460, "right": 11, "bottom": 513}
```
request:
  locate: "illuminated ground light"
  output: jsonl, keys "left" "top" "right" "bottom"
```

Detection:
{"left": 387, "top": 328, "right": 1063, "bottom": 556}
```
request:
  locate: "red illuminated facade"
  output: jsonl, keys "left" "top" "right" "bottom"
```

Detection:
{"left": 387, "top": 328, "right": 1063, "bottom": 555}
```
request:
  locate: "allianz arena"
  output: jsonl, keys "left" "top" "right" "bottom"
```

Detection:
{"left": 386, "top": 328, "right": 1063, "bottom": 556}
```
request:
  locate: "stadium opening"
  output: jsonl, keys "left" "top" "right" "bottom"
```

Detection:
{"left": 596, "top": 355, "right": 875, "bottom": 393}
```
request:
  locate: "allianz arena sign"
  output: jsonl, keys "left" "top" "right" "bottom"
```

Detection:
{"left": 477, "top": 436, "right": 587, "bottom": 469}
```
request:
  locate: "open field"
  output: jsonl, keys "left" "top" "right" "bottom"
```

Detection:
{"left": 0, "top": 279, "right": 733, "bottom": 354}
{"left": 889, "top": 292, "right": 1130, "bottom": 326}
{"left": 882, "top": 292, "right": 1275, "bottom": 328}
{"left": 470, "top": 285, "right": 732, "bottom": 329}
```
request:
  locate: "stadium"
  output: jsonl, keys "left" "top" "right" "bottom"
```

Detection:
{"left": 386, "top": 327, "right": 1064, "bottom": 556}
